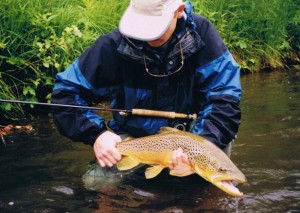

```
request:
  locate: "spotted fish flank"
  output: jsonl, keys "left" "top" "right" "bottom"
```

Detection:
{"left": 116, "top": 127, "right": 246, "bottom": 197}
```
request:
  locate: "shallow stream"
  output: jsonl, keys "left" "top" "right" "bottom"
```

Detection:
{"left": 0, "top": 70, "right": 299, "bottom": 212}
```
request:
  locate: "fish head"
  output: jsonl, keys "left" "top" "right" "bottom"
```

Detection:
{"left": 193, "top": 153, "right": 247, "bottom": 197}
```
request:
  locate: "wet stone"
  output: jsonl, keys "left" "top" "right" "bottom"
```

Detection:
{"left": 52, "top": 186, "right": 74, "bottom": 196}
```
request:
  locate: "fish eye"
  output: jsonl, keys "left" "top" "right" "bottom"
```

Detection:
{"left": 218, "top": 167, "right": 227, "bottom": 172}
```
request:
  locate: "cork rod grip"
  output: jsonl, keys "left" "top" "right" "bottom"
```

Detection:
{"left": 132, "top": 109, "right": 194, "bottom": 119}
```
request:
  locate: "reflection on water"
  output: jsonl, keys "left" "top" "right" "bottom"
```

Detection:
{"left": 0, "top": 70, "right": 299, "bottom": 212}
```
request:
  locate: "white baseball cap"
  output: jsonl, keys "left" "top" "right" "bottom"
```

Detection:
{"left": 119, "top": 0, "right": 183, "bottom": 41}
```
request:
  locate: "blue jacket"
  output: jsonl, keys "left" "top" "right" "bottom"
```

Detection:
{"left": 51, "top": 14, "right": 242, "bottom": 149}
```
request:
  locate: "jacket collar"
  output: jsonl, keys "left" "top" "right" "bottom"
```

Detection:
{"left": 117, "top": 18, "right": 205, "bottom": 68}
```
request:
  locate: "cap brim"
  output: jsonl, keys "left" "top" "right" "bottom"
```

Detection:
{"left": 119, "top": 6, "right": 174, "bottom": 41}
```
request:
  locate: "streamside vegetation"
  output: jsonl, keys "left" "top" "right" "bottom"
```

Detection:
{"left": 0, "top": 0, "right": 299, "bottom": 120}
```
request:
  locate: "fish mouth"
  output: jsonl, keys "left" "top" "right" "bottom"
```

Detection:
{"left": 209, "top": 172, "right": 247, "bottom": 197}
{"left": 214, "top": 180, "right": 244, "bottom": 197}
{"left": 194, "top": 166, "right": 246, "bottom": 197}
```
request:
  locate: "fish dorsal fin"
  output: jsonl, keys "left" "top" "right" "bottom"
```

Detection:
{"left": 158, "top": 127, "right": 180, "bottom": 134}
{"left": 145, "top": 165, "right": 165, "bottom": 179}
{"left": 122, "top": 136, "right": 134, "bottom": 142}
{"left": 117, "top": 156, "right": 140, "bottom": 171}
{"left": 169, "top": 162, "right": 194, "bottom": 177}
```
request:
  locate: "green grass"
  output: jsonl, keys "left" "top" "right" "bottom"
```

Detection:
{"left": 194, "top": 0, "right": 299, "bottom": 71}
{"left": 0, "top": 0, "right": 299, "bottom": 120}
{"left": 0, "top": 0, "right": 126, "bottom": 119}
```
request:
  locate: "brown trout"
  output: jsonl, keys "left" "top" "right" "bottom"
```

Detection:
{"left": 116, "top": 127, "right": 246, "bottom": 197}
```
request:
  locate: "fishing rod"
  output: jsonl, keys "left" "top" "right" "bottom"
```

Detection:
{"left": 0, "top": 99, "right": 197, "bottom": 120}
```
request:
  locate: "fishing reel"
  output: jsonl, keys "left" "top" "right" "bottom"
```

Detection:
{"left": 169, "top": 119, "right": 192, "bottom": 132}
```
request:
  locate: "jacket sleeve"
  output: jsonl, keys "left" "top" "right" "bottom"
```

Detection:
{"left": 51, "top": 31, "right": 122, "bottom": 145}
{"left": 190, "top": 15, "right": 242, "bottom": 149}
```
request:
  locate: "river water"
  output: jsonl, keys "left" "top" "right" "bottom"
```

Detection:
{"left": 0, "top": 70, "right": 299, "bottom": 212}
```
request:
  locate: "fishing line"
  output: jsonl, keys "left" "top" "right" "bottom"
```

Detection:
{"left": 0, "top": 99, "right": 197, "bottom": 120}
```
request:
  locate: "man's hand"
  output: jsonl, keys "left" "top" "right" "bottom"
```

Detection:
{"left": 169, "top": 147, "right": 189, "bottom": 169}
{"left": 93, "top": 131, "right": 122, "bottom": 167}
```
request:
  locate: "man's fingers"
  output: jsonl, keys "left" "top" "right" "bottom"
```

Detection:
{"left": 103, "top": 158, "right": 114, "bottom": 167}
{"left": 100, "top": 153, "right": 116, "bottom": 166}
{"left": 110, "top": 147, "right": 122, "bottom": 161}
{"left": 93, "top": 131, "right": 123, "bottom": 167}
{"left": 97, "top": 155, "right": 114, "bottom": 167}
{"left": 182, "top": 153, "right": 189, "bottom": 164}
{"left": 96, "top": 148, "right": 121, "bottom": 167}
{"left": 173, "top": 147, "right": 183, "bottom": 161}
{"left": 169, "top": 147, "right": 189, "bottom": 169}
{"left": 98, "top": 159, "right": 106, "bottom": 167}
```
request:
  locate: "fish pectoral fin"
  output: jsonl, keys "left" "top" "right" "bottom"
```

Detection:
{"left": 145, "top": 165, "right": 165, "bottom": 179}
{"left": 169, "top": 162, "right": 194, "bottom": 177}
{"left": 117, "top": 156, "right": 140, "bottom": 171}
{"left": 194, "top": 165, "right": 210, "bottom": 182}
